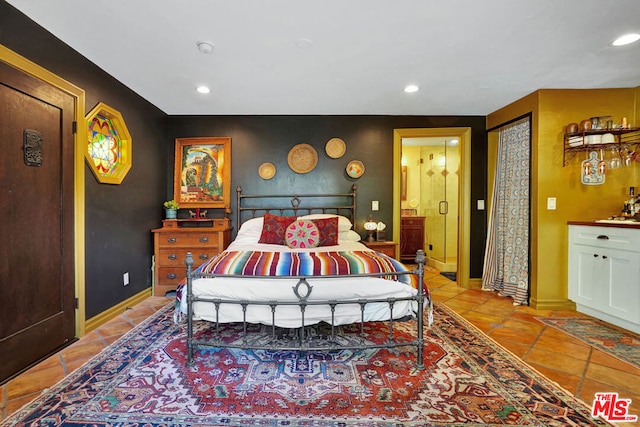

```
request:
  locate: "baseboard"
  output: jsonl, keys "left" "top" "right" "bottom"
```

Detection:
{"left": 466, "top": 278, "right": 482, "bottom": 289}
{"left": 530, "top": 298, "right": 576, "bottom": 311}
{"left": 84, "top": 288, "right": 152, "bottom": 334}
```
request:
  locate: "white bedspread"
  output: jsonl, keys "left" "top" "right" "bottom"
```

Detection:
{"left": 178, "top": 218, "right": 422, "bottom": 328}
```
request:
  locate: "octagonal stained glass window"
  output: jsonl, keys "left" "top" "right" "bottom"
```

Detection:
{"left": 84, "top": 102, "right": 132, "bottom": 184}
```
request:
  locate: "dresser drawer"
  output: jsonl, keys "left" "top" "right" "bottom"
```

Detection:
{"left": 401, "top": 218, "right": 424, "bottom": 228}
{"left": 156, "top": 232, "right": 222, "bottom": 248}
{"left": 156, "top": 253, "right": 213, "bottom": 284}
{"left": 157, "top": 248, "right": 215, "bottom": 267}
{"left": 156, "top": 266, "right": 185, "bottom": 286}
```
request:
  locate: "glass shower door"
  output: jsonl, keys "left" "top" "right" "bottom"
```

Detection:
{"left": 420, "top": 140, "right": 458, "bottom": 272}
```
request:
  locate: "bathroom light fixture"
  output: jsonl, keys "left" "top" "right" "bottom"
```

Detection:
{"left": 196, "top": 41, "right": 214, "bottom": 54}
{"left": 612, "top": 33, "right": 640, "bottom": 46}
{"left": 404, "top": 84, "right": 419, "bottom": 93}
{"left": 196, "top": 85, "right": 210, "bottom": 94}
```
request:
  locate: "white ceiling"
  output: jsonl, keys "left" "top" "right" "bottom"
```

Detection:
{"left": 7, "top": 0, "right": 640, "bottom": 116}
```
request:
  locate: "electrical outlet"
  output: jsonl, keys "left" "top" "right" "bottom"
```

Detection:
{"left": 123, "top": 272, "right": 129, "bottom": 286}
{"left": 372, "top": 200, "right": 379, "bottom": 211}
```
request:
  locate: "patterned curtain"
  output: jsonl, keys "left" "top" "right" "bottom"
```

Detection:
{"left": 482, "top": 117, "right": 530, "bottom": 305}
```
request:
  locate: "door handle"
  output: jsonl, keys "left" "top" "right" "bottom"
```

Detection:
{"left": 438, "top": 200, "right": 448, "bottom": 215}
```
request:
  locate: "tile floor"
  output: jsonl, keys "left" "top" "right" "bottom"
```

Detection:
{"left": 2, "top": 270, "right": 639, "bottom": 422}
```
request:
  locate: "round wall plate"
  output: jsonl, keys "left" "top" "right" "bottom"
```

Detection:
{"left": 287, "top": 143, "right": 318, "bottom": 174}
{"left": 325, "top": 137, "right": 346, "bottom": 158}
{"left": 346, "top": 160, "right": 365, "bottom": 178}
{"left": 258, "top": 162, "right": 276, "bottom": 180}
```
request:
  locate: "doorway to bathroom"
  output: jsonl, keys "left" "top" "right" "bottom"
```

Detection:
{"left": 392, "top": 127, "right": 471, "bottom": 288}
{"left": 402, "top": 137, "right": 459, "bottom": 272}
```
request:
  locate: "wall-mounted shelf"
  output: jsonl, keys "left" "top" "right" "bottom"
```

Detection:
{"left": 563, "top": 127, "right": 640, "bottom": 166}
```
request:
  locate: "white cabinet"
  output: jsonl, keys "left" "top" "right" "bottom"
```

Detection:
{"left": 568, "top": 225, "right": 640, "bottom": 333}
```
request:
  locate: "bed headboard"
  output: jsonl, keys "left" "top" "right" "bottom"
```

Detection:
{"left": 235, "top": 184, "right": 357, "bottom": 227}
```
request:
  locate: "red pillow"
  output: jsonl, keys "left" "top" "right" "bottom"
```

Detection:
{"left": 311, "top": 216, "right": 339, "bottom": 246}
{"left": 258, "top": 213, "right": 297, "bottom": 245}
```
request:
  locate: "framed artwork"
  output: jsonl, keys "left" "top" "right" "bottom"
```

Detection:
{"left": 174, "top": 137, "right": 231, "bottom": 209}
{"left": 84, "top": 102, "right": 132, "bottom": 184}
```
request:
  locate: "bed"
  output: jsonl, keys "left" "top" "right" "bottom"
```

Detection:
{"left": 175, "top": 185, "right": 431, "bottom": 369}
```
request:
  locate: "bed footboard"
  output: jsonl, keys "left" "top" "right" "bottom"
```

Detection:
{"left": 184, "top": 250, "right": 428, "bottom": 369}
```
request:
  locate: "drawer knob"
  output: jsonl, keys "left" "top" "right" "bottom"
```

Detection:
{"left": 168, "top": 254, "right": 177, "bottom": 260}
{"left": 602, "top": 255, "right": 608, "bottom": 259}
{"left": 167, "top": 237, "right": 177, "bottom": 243}
{"left": 199, "top": 254, "right": 209, "bottom": 260}
{"left": 167, "top": 273, "right": 177, "bottom": 279}
{"left": 596, "top": 235, "right": 609, "bottom": 240}
{"left": 200, "top": 236, "right": 209, "bottom": 243}
{"left": 593, "top": 254, "right": 599, "bottom": 258}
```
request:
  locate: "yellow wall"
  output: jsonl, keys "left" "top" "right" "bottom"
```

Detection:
{"left": 487, "top": 88, "right": 638, "bottom": 310}
{"left": 401, "top": 146, "right": 422, "bottom": 210}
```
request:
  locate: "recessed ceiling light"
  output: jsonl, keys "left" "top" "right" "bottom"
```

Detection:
{"left": 404, "top": 84, "right": 419, "bottom": 93}
{"left": 196, "top": 86, "right": 210, "bottom": 94}
{"left": 612, "top": 33, "right": 640, "bottom": 46}
{"left": 196, "top": 41, "right": 214, "bottom": 54}
{"left": 295, "top": 38, "right": 313, "bottom": 49}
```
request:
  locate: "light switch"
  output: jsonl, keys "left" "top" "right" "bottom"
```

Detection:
{"left": 547, "top": 197, "right": 556, "bottom": 210}
{"left": 477, "top": 200, "right": 485, "bottom": 210}
{"left": 372, "top": 200, "right": 379, "bottom": 211}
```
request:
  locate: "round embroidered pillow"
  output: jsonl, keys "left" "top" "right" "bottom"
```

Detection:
{"left": 285, "top": 220, "right": 320, "bottom": 249}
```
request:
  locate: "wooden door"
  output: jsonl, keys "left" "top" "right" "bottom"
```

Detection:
{"left": 0, "top": 61, "right": 76, "bottom": 383}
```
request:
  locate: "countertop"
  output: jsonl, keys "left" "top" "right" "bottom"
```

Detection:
{"left": 568, "top": 220, "right": 640, "bottom": 229}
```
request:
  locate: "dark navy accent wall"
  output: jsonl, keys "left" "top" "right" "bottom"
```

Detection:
{"left": 167, "top": 115, "right": 488, "bottom": 277}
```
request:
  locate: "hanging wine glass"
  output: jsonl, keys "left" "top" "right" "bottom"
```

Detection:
{"left": 607, "top": 147, "right": 621, "bottom": 169}
{"left": 598, "top": 149, "right": 606, "bottom": 175}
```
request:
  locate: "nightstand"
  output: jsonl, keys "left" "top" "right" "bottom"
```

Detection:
{"left": 362, "top": 240, "right": 398, "bottom": 259}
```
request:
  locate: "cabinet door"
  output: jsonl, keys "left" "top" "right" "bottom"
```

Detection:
{"left": 605, "top": 248, "right": 640, "bottom": 323}
{"left": 568, "top": 243, "right": 604, "bottom": 308}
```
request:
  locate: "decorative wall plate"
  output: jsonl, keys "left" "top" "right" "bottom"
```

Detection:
{"left": 325, "top": 137, "right": 346, "bottom": 159}
{"left": 346, "top": 160, "right": 365, "bottom": 178}
{"left": 258, "top": 162, "right": 276, "bottom": 180}
{"left": 287, "top": 143, "right": 318, "bottom": 174}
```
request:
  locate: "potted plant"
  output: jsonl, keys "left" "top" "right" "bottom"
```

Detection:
{"left": 163, "top": 200, "right": 179, "bottom": 219}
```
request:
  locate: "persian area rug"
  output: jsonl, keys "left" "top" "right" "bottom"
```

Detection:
{"left": 3, "top": 304, "right": 611, "bottom": 427}
{"left": 536, "top": 317, "right": 640, "bottom": 368}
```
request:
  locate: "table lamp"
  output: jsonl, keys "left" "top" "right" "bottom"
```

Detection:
{"left": 364, "top": 216, "right": 377, "bottom": 242}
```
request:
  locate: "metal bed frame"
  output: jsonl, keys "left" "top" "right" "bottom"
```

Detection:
{"left": 184, "top": 185, "right": 428, "bottom": 369}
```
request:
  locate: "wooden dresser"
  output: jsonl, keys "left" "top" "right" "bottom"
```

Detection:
{"left": 152, "top": 218, "right": 231, "bottom": 296}
{"left": 400, "top": 216, "right": 425, "bottom": 261}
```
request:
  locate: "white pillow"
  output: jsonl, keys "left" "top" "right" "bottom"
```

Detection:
{"left": 338, "top": 230, "right": 362, "bottom": 242}
{"left": 237, "top": 216, "right": 264, "bottom": 238}
{"left": 297, "top": 214, "right": 352, "bottom": 232}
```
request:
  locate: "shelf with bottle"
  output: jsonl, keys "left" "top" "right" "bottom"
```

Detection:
{"left": 563, "top": 127, "right": 640, "bottom": 166}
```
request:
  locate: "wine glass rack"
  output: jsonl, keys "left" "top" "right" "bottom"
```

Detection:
{"left": 563, "top": 127, "right": 640, "bottom": 166}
